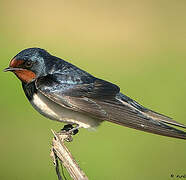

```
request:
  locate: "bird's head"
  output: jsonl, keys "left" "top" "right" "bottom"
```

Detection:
{"left": 4, "top": 48, "right": 49, "bottom": 83}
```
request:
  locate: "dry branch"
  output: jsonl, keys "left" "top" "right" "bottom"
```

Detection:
{"left": 50, "top": 129, "right": 89, "bottom": 180}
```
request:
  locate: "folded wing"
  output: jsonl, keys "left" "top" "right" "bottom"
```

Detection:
{"left": 35, "top": 74, "right": 186, "bottom": 139}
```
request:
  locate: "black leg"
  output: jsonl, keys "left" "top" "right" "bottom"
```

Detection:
{"left": 72, "top": 128, "right": 79, "bottom": 135}
{"left": 61, "top": 124, "right": 74, "bottom": 132}
{"left": 61, "top": 124, "right": 79, "bottom": 135}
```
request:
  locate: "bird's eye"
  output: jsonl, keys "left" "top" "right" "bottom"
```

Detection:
{"left": 25, "top": 61, "right": 33, "bottom": 68}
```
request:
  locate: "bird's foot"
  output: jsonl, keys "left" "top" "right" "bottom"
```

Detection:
{"left": 61, "top": 124, "right": 79, "bottom": 135}
{"left": 60, "top": 124, "right": 79, "bottom": 142}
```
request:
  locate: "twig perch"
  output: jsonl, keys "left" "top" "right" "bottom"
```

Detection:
{"left": 50, "top": 129, "right": 89, "bottom": 180}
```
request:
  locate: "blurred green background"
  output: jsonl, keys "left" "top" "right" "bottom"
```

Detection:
{"left": 0, "top": 0, "right": 186, "bottom": 179}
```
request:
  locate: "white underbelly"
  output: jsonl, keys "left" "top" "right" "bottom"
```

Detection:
{"left": 30, "top": 92, "right": 101, "bottom": 128}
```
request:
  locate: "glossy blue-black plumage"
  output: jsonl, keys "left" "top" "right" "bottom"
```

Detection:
{"left": 11, "top": 48, "right": 186, "bottom": 139}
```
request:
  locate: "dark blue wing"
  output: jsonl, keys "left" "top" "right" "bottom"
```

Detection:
{"left": 35, "top": 73, "right": 186, "bottom": 139}
{"left": 36, "top": 73, "right": 120, "bottom": 98}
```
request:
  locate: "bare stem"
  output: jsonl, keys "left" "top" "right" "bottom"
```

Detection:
{"left": 50, "top": 129, "right": 89, "bottom": 180}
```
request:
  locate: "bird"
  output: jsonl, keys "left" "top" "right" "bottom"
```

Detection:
{"left": 3, "top": 47, "right": 186, "bottom": 139}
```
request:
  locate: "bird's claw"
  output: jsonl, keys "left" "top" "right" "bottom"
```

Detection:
{"left": 61, "top": 124, "right": 79, "bottom": 135}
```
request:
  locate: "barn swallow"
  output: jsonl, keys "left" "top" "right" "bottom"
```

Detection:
{"left": 3, "top": 48, "right": 186, "bottom": 139}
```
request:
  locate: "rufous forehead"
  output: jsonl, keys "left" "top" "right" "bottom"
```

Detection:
{"left": 10, "top": 58, "right": 24, "bottom": 67}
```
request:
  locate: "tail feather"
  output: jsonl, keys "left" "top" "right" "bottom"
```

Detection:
{"left": 97, "top": 93, "right": 186, "bottom": 140}
{"left": 146, "top": 110, "right": 186, "bottom": 128}
{"left": 101, "top": 101, "right": 186, "bottom": 139}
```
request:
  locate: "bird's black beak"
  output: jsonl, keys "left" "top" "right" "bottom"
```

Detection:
{"left": 3, "top": 67, "right": 14, "bottom": 72}
{"left": 3, "top": 67, "right": 23, "bottom": 72}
